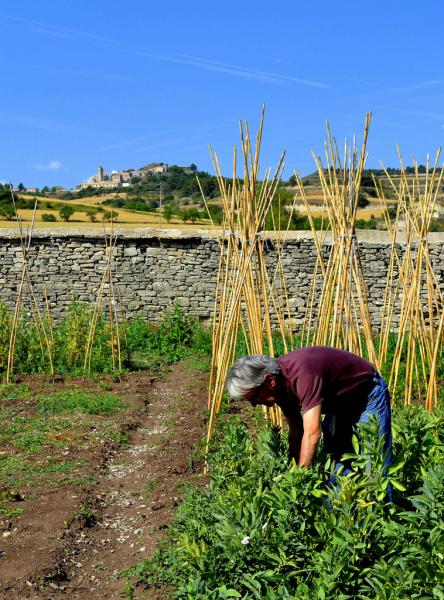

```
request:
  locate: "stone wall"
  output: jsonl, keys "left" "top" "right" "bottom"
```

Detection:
{"left": 0, "top": 228, "right": 443, "bottom": 328}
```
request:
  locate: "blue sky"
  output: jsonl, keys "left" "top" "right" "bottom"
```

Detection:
{"left": 1, "top": 1, "right": 443, "bottom": 189}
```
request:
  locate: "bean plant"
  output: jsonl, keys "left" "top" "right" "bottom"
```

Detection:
{"left": 128, "top": 406, "right": 444, "bottom": 599}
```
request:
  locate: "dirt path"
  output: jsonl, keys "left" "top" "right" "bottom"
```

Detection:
{"left": 0, "top": 362, "right": 208, "bottom": 600}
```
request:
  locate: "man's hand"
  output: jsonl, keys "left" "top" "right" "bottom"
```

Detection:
{"left": 299, "top": 405, "right": 322, "bottom": 467}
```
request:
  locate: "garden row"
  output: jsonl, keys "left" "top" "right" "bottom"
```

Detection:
{"left": 0, "top": 301, "right": 211, "bottom": 377}
{"left": 127, "top": 404, "right": 444, "bottom": 599}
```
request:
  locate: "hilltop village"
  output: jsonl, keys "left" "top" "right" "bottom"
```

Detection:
{"left": 76, "top": 162, "right": 170, "bottom": 190}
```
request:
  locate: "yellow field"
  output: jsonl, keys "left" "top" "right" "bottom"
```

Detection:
{"left": 0, "top": 209, "right": 213, "bottom": 230}
{"left": 0, "top": 194, "right": 213, "bottom": 230}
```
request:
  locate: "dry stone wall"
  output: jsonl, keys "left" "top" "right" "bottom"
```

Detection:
{"left": 0, "top": 228, "right": 443, "bottom": 329}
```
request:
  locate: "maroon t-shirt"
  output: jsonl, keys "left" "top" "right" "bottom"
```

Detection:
{"left": 277, "top": 347, "right": 374, "bottom": 416}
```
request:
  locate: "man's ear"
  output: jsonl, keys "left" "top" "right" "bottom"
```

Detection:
{"left": 263, "top": 373, "right": 277, "bottom": 389}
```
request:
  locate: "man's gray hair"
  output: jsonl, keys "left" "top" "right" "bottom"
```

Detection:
{"left": 226, "top": 355, "right": 281, "bottom": 401}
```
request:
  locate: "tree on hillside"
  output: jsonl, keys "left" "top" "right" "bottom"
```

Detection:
{"left": 163, "top": 204, "right": 174, "bottom": 223}
{"left": 187, "top": 207, "right": 200, "bottom": 224}
{"left": 0, "top": 203, "right": 15, "bottom": 220}
{"left": 59, "top": 205, "right": 75, "bottom": 222}
{"left": 17, "top": 183, "right": 25, "bottom": 192}
{"left": 87, "top": 209, "right": 98, "bottom": 222}
{"left": 103, "top": 210, "right": 118, "bottom": 222}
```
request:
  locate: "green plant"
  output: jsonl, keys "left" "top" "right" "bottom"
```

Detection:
{"left": 125, "top": 303, "right": 211, "bottom": 366}
{"left": 54, "top": 301, "right": 113, "bottom": 373}
{"left": 59, "top": 205, "right": 75, "bottom": 221}
{"left": 0, "top": 302, "right": 211, "bottom": 377}
{"left": 127, "top": 405, "right": 444, "bottom": 599}
{"left": 37, "top": 389, "right": 125, "bottom": 415}
{"left": 75, "top": 506, "right": 99, "bottom": 527}
{"left": 103, "top": 210, "right": 118, "bottom": 222}
{"left": 0, "top": 301, "right": 12, "bottom": 371}
{"left": 41, "top": 213, "right": 57, "bottom": 222}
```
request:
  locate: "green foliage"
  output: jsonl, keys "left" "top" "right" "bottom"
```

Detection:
{"left": 37, "top": 389, "right": 125, "bottom": 415}
{"left": 59, "top": 205, "right": 75, "bottom": 221}
{"left": 0, "top": 301, "right": 211, "bottom": 376}
{"left": 0, "top": 202, "right": 15, "bottom": 220}
{"left": 0, "top": 302, "right": 11, "bottom": 371}
{"left": 41, "top": 213, "right": 57, "bottom": 222}
{"left": 125, "top": 303, "right": 211, "bottom": 366}
{"left": 13, "top": 319, "right": 53, "bottom": 374}
{"left": 186, "top": 207, "right": 200, "bottom": 223}
{"left": 378, "top": 333, "right": 444, "bottom": 404}
{"left": 74, "top": 506, "right": 99, "bottom": 526}
{"left": 103, "top": 210, "right": 118, "bottom": 222}
{"left": 129, "top": 407, "right": 444, "bottom": 599}
{"left": 163, "top": 204, "right": 174, "bottom": 223}
{"left": 55, "top": 301, "right": 113, "bottom": 373}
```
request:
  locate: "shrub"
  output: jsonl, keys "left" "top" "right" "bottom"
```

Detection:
{"left": 0, "top": 203, "right": 15, "bottom": 220}
{"left": 41, "top": 213, "right": 56, "bottom": 222}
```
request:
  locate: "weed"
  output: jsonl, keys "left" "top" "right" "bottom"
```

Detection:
{"left": 0, "top": 383, "right": 32, "bottom": 401}
{"left": 58, "top": 475, "right": 98, "bottom": 487}
{"left": 144, "top": 476, "right": 162, "bottom": 494}
{"left": 111, "top": 430, "right": 130, "bottom": 447}
{"left": 0, "top": 454, "right": 81, "bottom": 488}
{"left": 75, "top": 506, "right": 99, "bottom": 527}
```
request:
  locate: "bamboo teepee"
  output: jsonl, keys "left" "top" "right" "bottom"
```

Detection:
{"left": 84, "top": 219, "right": 123, "bottom": 373}
{"left": 298, "top": 113, "right": 378, "bottom": 366}
{"left": 6, "top": 189, "right": 54, "bottom": 382}
{"left": 376, "top": 149, "right": 444, "bottom": 408}
{"left": 203, "top": 108, "right": 295, "bottom": 452}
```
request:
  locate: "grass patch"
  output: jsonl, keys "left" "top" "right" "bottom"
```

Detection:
{"left": 0, "top": 506, "right": 24, "bottom": 517}
{"left": 0, "top": 383, "right": 32, "bottom": 401}
{"left": 0, "top": 413, "right": 73, "bottom": 454}
{"left": 37, "top": 389, "right": 125, "bottom": 415}
{"left": 0, "top": 454, "right": 83, "bottom": 488}
{"left": 57, "top": 474, "right": 98, "bottom": 487}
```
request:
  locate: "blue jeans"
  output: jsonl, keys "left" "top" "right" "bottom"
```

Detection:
{"left": 322, "top": 372, "right": 393, "bottom": 500}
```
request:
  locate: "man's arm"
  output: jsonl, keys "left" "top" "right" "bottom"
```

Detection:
{"left": 299, "top": 404, "right": 322, "bottom": 467}
{"left": 286, "top": 412, "right": 303, "bottom": 464}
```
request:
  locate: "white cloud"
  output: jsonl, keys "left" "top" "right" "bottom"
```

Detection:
{"left": 32, "top": 160, "right": 62, "bottom": 171}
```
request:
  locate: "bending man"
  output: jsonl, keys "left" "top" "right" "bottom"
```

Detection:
{"left": 226, "top": 346, "right": 392, "bottom": 475}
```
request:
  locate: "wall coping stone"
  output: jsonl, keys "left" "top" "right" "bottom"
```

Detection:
{"left": 1, "top": 227, "right": 444, "bottom": 245}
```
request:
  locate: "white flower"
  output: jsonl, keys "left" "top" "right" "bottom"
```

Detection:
{"left": 241, "top": 535, "right": 251, "bottom": 545}
{"left": 262, "top": 522, "right": 268, "bottom": 530}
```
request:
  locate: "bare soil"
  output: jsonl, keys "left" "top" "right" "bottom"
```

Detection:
{"left": 0, "top": 362, "right": 208, "bottom": 599}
